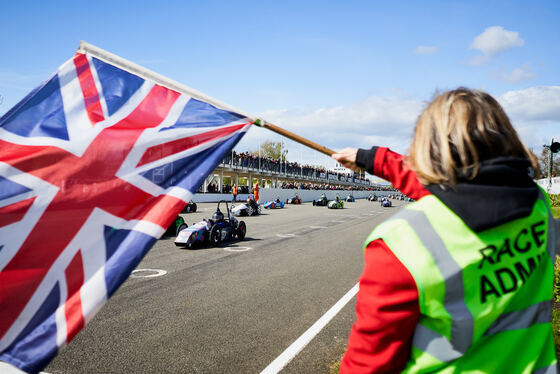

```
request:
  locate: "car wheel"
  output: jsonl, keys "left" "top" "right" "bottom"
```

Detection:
{"left": 210, "top": 225, "right": 221, "bottom": 245}
{"left": 237, "top": 221, "right": 246, "bottom": 240}
{"left": 247, "top": 206, "right": 254, "bottom": 216}
{"left": 192, "top": 203, "right": 197, "bottom": 212}
{"left": 312, "top": 200, "right": 316, "bottom": 206}
{"left": 176, "top": 223, "right": 187, "bottom": 237}
{"left": 185, "top": 205, "right": 191, "bottom": 213}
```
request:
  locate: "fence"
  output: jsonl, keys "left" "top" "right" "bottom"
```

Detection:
{"left": 536, "top": 177, "right": 560, "bottom": 194}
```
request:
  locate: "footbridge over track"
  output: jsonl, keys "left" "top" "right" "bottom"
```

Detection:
{"left": 200, "top": 160, "right": 374, "bottom": 195}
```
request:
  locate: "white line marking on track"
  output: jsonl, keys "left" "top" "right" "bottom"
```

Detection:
{"left": 276, "top": 234, "right": 297, "bottom": 238}
{"left": 223, "top": 246, "right": 253, "bottom": 252}
{"left": 259, "top": 283, "right": 359, "bottom": 374}
{"left": 309, "top": 226, "right": 327, "bottom": 229}
{"left": 130, "top": 269, "right": 167, "bottom": 278}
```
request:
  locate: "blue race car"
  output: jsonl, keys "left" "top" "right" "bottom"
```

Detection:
{"left": 174, "top": 200, "right": 246, "bottom": 248}
{"left": 264, "top": 198, "right": 285, "bottom": 209}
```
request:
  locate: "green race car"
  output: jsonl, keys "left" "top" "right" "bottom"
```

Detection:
{"left": 327, "top": 196, "right": 344, "bottom": 209}
{"left": 164, "top": 215, "right": 188, "bottom": 237}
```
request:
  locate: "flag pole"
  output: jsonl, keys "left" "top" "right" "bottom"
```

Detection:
{"left": 77, "top": 41, "right": 336, "bottom": 158}
{"left": 254, "top": 119, "right": 335, "bottom": 157}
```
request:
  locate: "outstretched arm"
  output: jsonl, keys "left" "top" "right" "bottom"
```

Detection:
{"left": 332, "top": 147, "right": 430, "bottom": 200}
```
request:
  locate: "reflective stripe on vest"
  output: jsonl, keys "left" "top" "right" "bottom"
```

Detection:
{"left": 389, "top": 208, "right": 473, "bottom": 359}
{"left": 365, "top": 190, "right": 557, "bottom": 371}
{"left": 533, "top": 364, "right": 559, "bottom": 374}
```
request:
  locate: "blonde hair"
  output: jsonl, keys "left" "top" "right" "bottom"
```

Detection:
{"left": 408, "top": 88, "right": 537, "bottom": 186}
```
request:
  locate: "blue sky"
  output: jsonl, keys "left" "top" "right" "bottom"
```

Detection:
{"left": 1, "top": 0, "right": 559, "bottom": 171}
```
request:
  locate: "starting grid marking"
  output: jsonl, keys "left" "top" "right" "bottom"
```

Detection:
{"left": 130, "top": 269, "right": 168, "bottom": 278}
{"left": 223, "top": 246, "right": 253, "bottom": 252}
{"left": 276, "top": 233, "right": 297, "bottom": 238}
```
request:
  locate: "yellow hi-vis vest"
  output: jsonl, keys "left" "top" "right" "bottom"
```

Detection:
{"left": 364, "top": 189, "right": 558, "bottom": 373}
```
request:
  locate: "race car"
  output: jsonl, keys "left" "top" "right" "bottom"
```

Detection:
{"left": 181, "top": 201, "right": 197, "bottom": 213}
{"left": 174, "top": 200, "right": 246, "bottom": 248}
{"left": 381, "top": 197, "right": 392, "bottom": 207}
{"left": 346, "top": 194, "right": 355, "bottom": 202}
{"left": 327, "top": 196, "right": 344, "bottom": 209}
{"left": 165, "top": 215, "right": 188, "bottom": 237}
{"left": 286, "top": 194, "right": 302, "bottom": 204}
{"left": 312, "top": 194, "right": 328, "bottom": 206}
{"left": 367, "top": 194, "right": 378, "bottom": 202}
{"left": 231, "top": 196, "right": 261, "bottom": 216}
{"left": 264, "top": 198, "right": 285, "bottom": 209}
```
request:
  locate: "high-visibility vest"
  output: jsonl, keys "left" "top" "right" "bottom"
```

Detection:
{"left": 233, "top": 186, "right": 238, "bottom": 194}
{"left": 364, "top": 189, "right": 558, "bottom": 373}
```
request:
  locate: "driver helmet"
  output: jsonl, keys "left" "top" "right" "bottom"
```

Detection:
{"left": 212, "top": 209, "right": 224, "bottom": 222}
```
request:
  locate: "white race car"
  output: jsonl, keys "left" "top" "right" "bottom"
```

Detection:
{"left": 231, "top": 197, "right": 261, "bottom": 216}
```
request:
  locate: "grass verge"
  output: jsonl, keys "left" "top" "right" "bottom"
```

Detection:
{"left": 551, "top": 194, "right": 559, "bottom": 358}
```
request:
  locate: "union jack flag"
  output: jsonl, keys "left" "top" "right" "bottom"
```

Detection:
{"left": 0, "top": 47, "right": 252, "bottom": 373}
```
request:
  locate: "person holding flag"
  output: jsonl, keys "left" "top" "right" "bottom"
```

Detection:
{"left": 333, "top": 88, "right": 559, "bottom": 373}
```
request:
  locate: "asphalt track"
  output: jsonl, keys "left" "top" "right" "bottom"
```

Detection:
{"left": 46, "top": 198, "right": 407, "bottom": 374}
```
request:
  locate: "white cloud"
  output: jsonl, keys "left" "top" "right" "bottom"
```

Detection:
{"left": 498, "top": 86, "right": 560, "bottom": 150}
{"left": 259, "top": 96, "right": 424, "bottom": 151}
{"left": 499, "top": 86, "right": 560, "bottom": 122}
{"left": 469, "top": 26, "right": 524, "bottom": 65}
{"left": 414, "top": 45, "right": 439, "bottom": 55}
{"left": 491, "top": 64, "right": 537, "bottom": 83}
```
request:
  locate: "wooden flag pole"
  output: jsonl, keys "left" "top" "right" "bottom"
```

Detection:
{"left": 254, "top": 119, "right": 335, "bottom": 157}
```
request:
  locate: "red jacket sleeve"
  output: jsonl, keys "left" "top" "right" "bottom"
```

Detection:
{"left": 356, "top": 147, "right": 431, "bottom": 201}
{"left": 340, "top": 239, "right": 419, "bottom": 374}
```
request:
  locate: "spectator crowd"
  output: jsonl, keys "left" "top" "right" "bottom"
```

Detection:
{"left": 221, "top": 151, "right": 370, "bottom": 183}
